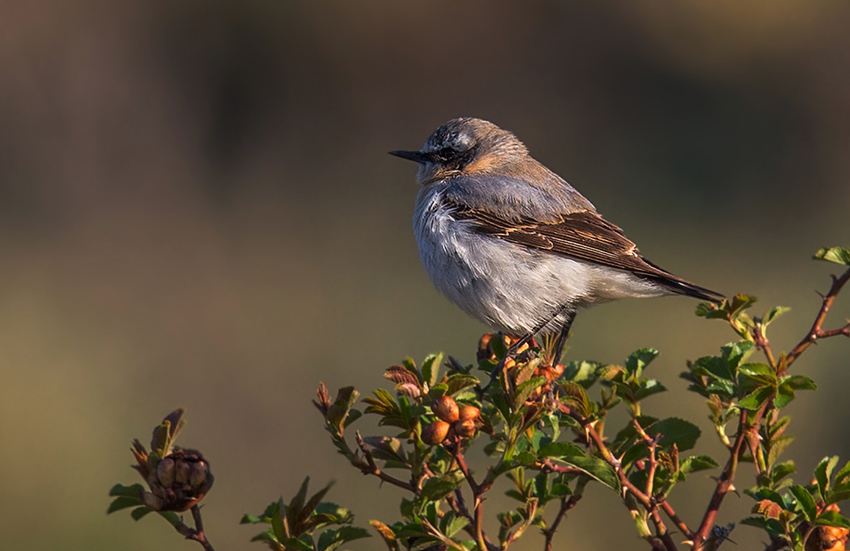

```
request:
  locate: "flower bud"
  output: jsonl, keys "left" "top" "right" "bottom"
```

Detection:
{"left": 458, "top": 405, "right": 480, "bottom": 421}
{"left": 431, "top": 396, "right": 459, "bottom": 423}
{"left": 189, "top": 462, "right": 208, "bottom": 487}
{"left": 174, "top": 459, "right": 190, "bottom": 484}
{"left": 422, "top": 420, "right": 451, "bottom": 445}
{"left": 157, "top": 457, "right": 175, "bottom": 487}
{"left": 456, "top": 419, "right": 476, "bottom": 438}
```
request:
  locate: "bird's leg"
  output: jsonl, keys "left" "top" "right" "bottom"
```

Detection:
{"left": 550, "top": 310, "right": 576, "bottom": 367}
{"left": 481, "top": 304, "right": 574, "bottom": 393}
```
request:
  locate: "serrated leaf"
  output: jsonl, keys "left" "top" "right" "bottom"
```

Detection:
{"left": 814, "top": 247, "right": 850, "bottom": 266}
{"left": 680, "top": 455, "right": 719, "bottom": 475}
{"left": 539, "top": 443, "right": 619, "bottom": 491}
{"left": 738, "top": 386, "right": 774, "bottom": 410}
{"left": 512, "top": 377, "right": 547, "bottom": 411}
{"left": 738, "top": 363, "right": 776, "bottom": 379}
{"left": 625, "top": 348, "right": 659, "bottom": 377}
{"left": 770, "top": 461, "right": 797, "bottom": 487}
{"left": 421, "top": 477, "right": 461, "bottom": 501}
{"left": 562, "top": 360, "right": 603, "bottom": 388}
{"left": 557, "top": 381, "right": 591, "bottom": 417}
{"left": 445, "top": 374, "right": 479, "bottom": 396}
{"left": 789, "top": 485, "right": 817, "bottom": 521}
{"left": 773, "top": 384, "right": 795, "bottom": 408}
{"left": 635, "top": 379, "right": 667, "bottom": 401}
{"left": 648, "top": 418, "right": 701, "bottom": 452}
{"left": 816, "top": 510, "right": 850, "bottom": 529}
{"left": 781, "top": 375, "right": 817, "bottom": 391}
{"left": 421, "top": 353, "right": 443, "bottom": 390}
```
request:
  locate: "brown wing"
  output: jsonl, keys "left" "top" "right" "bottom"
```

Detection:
{"left": 447, "top": 198, "right": 724, "bottom": 302}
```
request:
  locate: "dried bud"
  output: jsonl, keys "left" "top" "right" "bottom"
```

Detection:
{"left": 456, "top": 419, "right": 477, "bottom": 438}
{"left": 458, "top": 405, "right": 480, "bottom": 421}
{"left": 140, "top": 491, "right": 164, "bottom": 511}
{"left": 174, "top": 459, "right": 190, "bottom": 484}
{"left": 157, "top": 457, "right": 175, "bottom": 487}
{"left": 422, "top": 420, "right": 451, "bottom": 445}
{"left": 189, "top": 462, "right": 208, "bottom": 487}
{"left": 431, "top": 396, "right": 459, "bottom": 423}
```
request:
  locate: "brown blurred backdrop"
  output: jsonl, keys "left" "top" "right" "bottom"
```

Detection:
{"left": 1, "top": 1, "right": 849, "bottom": 550}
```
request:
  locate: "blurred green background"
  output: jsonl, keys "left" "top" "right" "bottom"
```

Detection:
{"left": 1, "top": 1, "right": 849, "bottom": 550}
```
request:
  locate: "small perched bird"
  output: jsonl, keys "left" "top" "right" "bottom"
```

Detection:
{"left": 391, "top": 117, "right": 723, "bottom": 365}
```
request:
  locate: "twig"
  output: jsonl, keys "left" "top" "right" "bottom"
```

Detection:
{"left": 345, "top": 431, "right": 417, "bottom": 493}
{"left": 752, "top": 324, "right": 778, "bottom": 371}
{"left": 692, "top": 401, "right": 768, "bottom": 550}
{"left": 172, "top": 505, "right": 216, "bottom": 551}
{"left": 543, "top": 494, "right": 582, "bottom": 551}
{"left": 660, "top": 501, "right": 692, "bottom": 540}
{"left": 557, "top": 404, "right": 678, "bottom": 550}
{"left": 786, "top": 267, "right": 850, "bottom": 367}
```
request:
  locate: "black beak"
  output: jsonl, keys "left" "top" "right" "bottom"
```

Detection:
{"left": 389, "top": 149, "right": 429, "bottom": 164}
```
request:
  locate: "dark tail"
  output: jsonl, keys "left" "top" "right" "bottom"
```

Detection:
{"left": 639, "top": 257, "right": 725, "bottom": 304}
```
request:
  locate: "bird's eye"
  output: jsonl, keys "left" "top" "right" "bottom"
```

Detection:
{"left": 438, "top": 147, "right": 457, "bottom": 160}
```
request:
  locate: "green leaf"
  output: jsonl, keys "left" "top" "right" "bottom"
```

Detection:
{"left": 781, "top": 375, "right": 817, "bottom": 391}
{"left": 634, "top": 379, "right": 667, "bottom": 401}
{"left": 814, "top": 247, "right": 850, "bottom": 266}
{"left": 738, "top": 363, "right": 776, "bottom": 380}
{"left": 562, "top": 360, "right": 603, "bottom": 388}
{"left": 512, "top": 377, "right": 547, "bottom": 411}
{"left": 789, "top": 485, "right": 817, "bottom": 522}
{"left": 130, "top": 507, "right": 153, "bottom": 521}
{"left": 816, "top": 456, "right": 840, "bottom": 499}
{"left": 317, "top": 526, "right": 371, "bottom": 551}
{"left": 283, "top": 535, "right": 314, "bottom": 551}
{"left": 625, "top": 348, "right": 659, "bottom": 377}
{"left": 770, "top": 461, "right": 797, "bottom": 488}
{"left": 680, "top": 455, "right": 719, "bottom": 475}
{"left": 816, "top": 510, "right": 850, "bottom": 529}
{"left": 109, "top": 483, "right": 146, "bottom": 498}
{"left": 648, "top": 418, "right": 701, "bottom": 452}
{"left": 774, "top": 384, "right": 796, "bottom": 409}
{"left": 539, "top": 443, "right": 619, "bottom": 491}
{"left": 107, "top": 496, "right": 143, "bottom": 514}
{"left": 445, "top": 374, "right": 479, "bottom": 396}
{"left": 157, "top": 511, "right": 182, "bottom": 529}
{"left": 420, "top": 477, "right": 460, "bottom": 501}
{"left": 271, "top": 500, "right": 287, "bottom": 542}
{"left": 738, "top": 386, "right": 773, "bottom": 410}
{"left": 421, "top": 353, "right": 443, "bottom": 390}
{"left": 538, "top": 441, "right": 584, "bottom": 458}
{"left": 763, "top": 306, "right": 791, "bottom": 326}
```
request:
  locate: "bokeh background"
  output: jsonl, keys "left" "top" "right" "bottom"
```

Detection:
{"left": 1, "top": 1, "right": 849, "bottom": 550}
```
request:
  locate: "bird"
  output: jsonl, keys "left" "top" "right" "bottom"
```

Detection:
{"left": 390, "top": 117, "right": 723, "bottom": 366}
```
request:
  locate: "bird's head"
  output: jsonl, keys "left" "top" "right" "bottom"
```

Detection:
{"left": 390, "top": 117, "right": 529, "bottom": 185}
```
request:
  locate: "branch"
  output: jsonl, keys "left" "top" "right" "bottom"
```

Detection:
{"left": 346, "top": 431, "right": 417, "bottom": 493}
{"left": 786, "top": 267, "right": 850, "bottom": 367}
{"left": 557, "top": 405, "right": 678, "bottom": 551}
{"left": 660, "top": 501, "right": 692, "bottom": 540}
{"left": 543, "top": 494, "right": 582, "bottom": 551}
{"left": 172, "top": 505, "right": 215, "bottom": 551}
{"left": 692, "top": 401, "right": 768, "bottom": 550}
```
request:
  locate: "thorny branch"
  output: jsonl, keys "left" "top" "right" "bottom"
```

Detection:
{"left": 557, "top": 403, "right": 679, "bottom": 551}
{"left": 786, "top": 267, "right": 850, "bottom": 367}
